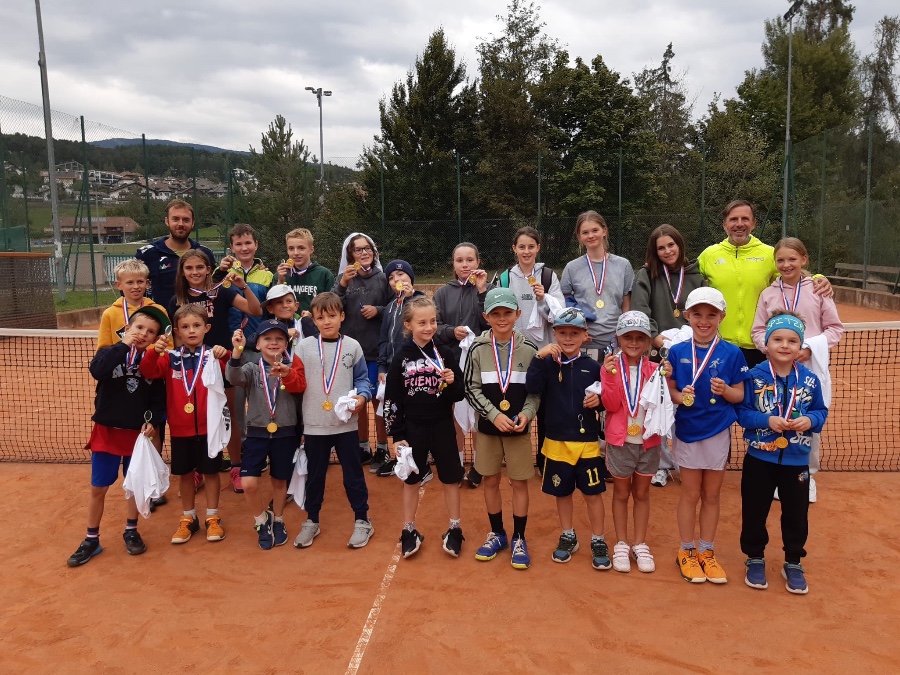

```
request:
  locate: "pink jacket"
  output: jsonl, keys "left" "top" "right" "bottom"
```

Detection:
{"left": 751, "top": 278, "right": 843, "bottom": 353}
{"left": 600, "top": 356, "right": 662, "bottom": 448}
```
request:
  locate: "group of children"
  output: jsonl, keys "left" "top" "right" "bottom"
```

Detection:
{"left": 69, "top": 218, "right": 833, "bottom": 595}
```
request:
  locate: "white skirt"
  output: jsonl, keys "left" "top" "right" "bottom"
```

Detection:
{"left": 671, "top": 427, "right": 731, "bottom": 471}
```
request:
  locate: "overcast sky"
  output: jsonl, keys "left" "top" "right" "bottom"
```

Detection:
{"left": 0, "top": 1, "right": 894, "bottom": 164}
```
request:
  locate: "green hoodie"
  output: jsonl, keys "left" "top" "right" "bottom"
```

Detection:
{"left": 697, "top": 235, "right": 776, "bottom": 349}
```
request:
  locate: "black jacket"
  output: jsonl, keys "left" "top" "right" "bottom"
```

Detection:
{"left": 90, "top": 342, "right": 166, "bottom": 429}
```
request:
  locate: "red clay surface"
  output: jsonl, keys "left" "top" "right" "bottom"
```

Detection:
{"left": 2, "top": 465, "right": 898, "bottom": 674}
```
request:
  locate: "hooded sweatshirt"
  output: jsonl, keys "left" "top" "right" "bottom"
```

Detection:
{"left": 211, "top": 258, "right": 274, "bottom": 334}
{"left": 378, "top": 290, "right": 426, "bottom": 375}
{"left": 97, "top": 297, "right": 169, "bottom": 349}
{"left": 433, "top": 280, "right": 492, "bottom": 357}
{"left": 283, "top": 262, "right": 335, "bottom": 315}
{"left": 630, "top": 260, "right": 706, "bottom": 339}
{"left": 333, "top": 269, "right": 394, "bottom": 360}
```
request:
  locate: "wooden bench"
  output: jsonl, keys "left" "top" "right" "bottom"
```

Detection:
{"left": 830, "top": 263, "right": 900, "bottom": 294}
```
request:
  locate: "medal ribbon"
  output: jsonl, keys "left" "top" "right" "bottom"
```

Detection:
{"left": 122, "top": 298, "right": 146, "bottom": 327}
{"left": 126, "top": 344, "right": 139, "bottom": 370}
{"left": 490, "top": 332, "right": 514, "bottom": 397}
{"left": 417, "top": 343, "right": 444, "bottom": 377}
{"left": 318, "top": 335, "right": 343, "bottom": 398}
{"left": 554, "top": 353, "right": 580, "bottom": 368}
{"left": 259, "top": 358, "right": 280, "bottom": 419}
{"left": 689, "top": 335, "right": 720, "bottom": 388}
{"left": 778, "top": 278, "right": 803, "bottom": 313}
{"left": 457, "top": 277, "right": 471, "bottom": 286}
{"left": 619, "top": 354, "right": 644, "bottom": 419}
{"left": 585, "top": 254, "right": 607, "bottom": 300}
{"left": 180, "top": 345, "right": 207, "bottom": 400}
{"left": 293, "top": 264, "right": 310, "bottom": 275}
{"left": 768, "top": 362, "right": 798, "bottom": 419}
{"left": 663, "top": 266, "right": 685, "bottom": 307}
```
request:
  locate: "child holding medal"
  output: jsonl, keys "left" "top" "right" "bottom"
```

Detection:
{"left": 227, "top": 320, "right": 307, "bottom": 550}
{"left": 293, "top": 292, "right": 375, "bottom": 549}
{"left": 140, "top": 304, "right": 232, "bottom": 544}
{"left": 383, "top": 296, "right": 466, "bottom": 558}
{"left": 667, "top": 288, "right": 749, "bottom": 584}
{"left": 600, "top": 311, "right": 671, "bottom": 573}
{"left": 738, "top": 311, "right": 828, "bottom": 594}
{"left": 751, "top": 238, "right": 843, "bottom": 502}
{"left": 97, "top": 259, "right": 169, "bottom": 349}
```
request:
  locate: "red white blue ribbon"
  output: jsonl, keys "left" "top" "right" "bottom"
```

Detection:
{"left": 318, "top": 335, "right": 343, "bottom": 398}
{"left": 122, "top": 298, "right": 146, "bottom": 327}
{"left": 663, "top": 266, "right": 685, "bottom": 307}
{"left": 180, "top": 345, "right": 207, "bottom": 400}
{"left": 126, "top": 344, "right": 139, "bottom": 370}
{"left": 585, "top": 254, "right": 607, "bottom": 299}
{"left": 619, "top": 353, "right": 644, "bottom": 419}
{"left": 417, "top": 342, "right": 444, "bottom": 376}
{"left": 690, "top": 335, "right": 720, "bottom": 388}
{"left": 554, "top": 353, "right": 580, "bottom": 369}
{"left": 768, "top": 361, "right": 799, "bottom": 419}
{"left": 259, "top": 357, "right": 280, "bottom": 420}
{"left": 778, "top": 278, "right": 803, "bottom": 313}
{"left": 490, "top": 332, "right": 514, "bottom": 397}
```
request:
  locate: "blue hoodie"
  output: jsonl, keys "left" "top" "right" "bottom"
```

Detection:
{"left": 737, "top": 361, "right": 828, "bottom": 466}
{"left": 136, "top": 237, "right": 216, "bottom": 308}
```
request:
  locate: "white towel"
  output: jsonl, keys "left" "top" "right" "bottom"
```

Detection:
{"left": 123, "top": 434, "right": 171, "bottom": 519}
{"left": 454, "top": 328, "right": 477, "bottom": 433}
{"left": 640, "top": 367, "right": 675, "bottom": 439}
{"left": 805, "top": 334, "right": 833, "bottom": 407}
{"left": 585, "top": 381, "right": 603, "bottom": 396}
{"left": 202, "top": 353, "right": 230, "bottom": 458}
{"left": 659, "top": 325, "right": 693, "bottom": 346}
{"left": 526, "top": 294, "right": 564, "bottom": 343}
{"left": 394, "top": 444, "right": 419, "bottom": 481}
{"left": 287, "top": 446, "right": 308, "bottom": 510}
{"left": 374, "top": 381, "right": 386, "bottom": 418}
{"left": 334, "top": 388, "right": 360, "bottom": 422}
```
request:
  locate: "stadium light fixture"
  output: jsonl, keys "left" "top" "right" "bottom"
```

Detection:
{"left": 306, "top": 86, "right": 333, "bottom": 182}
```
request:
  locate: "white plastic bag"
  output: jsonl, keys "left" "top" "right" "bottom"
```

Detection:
{"left": 123, "top": 433, "right": 171, "bottom": 519}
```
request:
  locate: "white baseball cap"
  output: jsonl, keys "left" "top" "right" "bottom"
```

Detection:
{"left": 684, "top": 287, "right": 726, "bottom": 312}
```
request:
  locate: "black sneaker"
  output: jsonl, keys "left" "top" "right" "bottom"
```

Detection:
{"left": 442, "top": 527, "right": 465, "bottom": 557}
{"left": 360, "top": 449, "right": 374, "bottom": 465}
{"left": 463, "top": 467, "right": 482, "bottom": 488}
{"left": 419, "top": 467, "right": 434, "bottom": 486}
{"left": 148, "top": 494, "right": 167, "bottom": 513}
{"left": 268, "top": 494, "right": 295, "bottom": 511}
{"left": 123, "top": 529, "right": 147, "bottom": 556}
{"left": 400, "top": 529, "right": 424, "bottom": 558}
{"left": 370, "top": 448, "right": 389, "bottom": 474}
{"left": 67, "top": 538, "right": 103, "bottom": 567}
{"left": 376, "top": 459, "right": 398, "bottom": 477}
{"left": 256, "top": 511, "right": 274, "bottom": 550}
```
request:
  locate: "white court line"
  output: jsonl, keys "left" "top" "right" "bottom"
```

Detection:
{"left": 345, "top": 483, "right": 426, "bottom": 675}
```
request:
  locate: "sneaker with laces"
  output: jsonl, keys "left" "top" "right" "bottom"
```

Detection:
{"left": 808, "top": 476, "right": 817, "bottom": 503}
{"left": 650, "top": 469, "right": 670, "bottom": 487}
{"left": 631, "top": 543, "right": 655, "bottom": 573}
{"left": 463, "top": 467, "right": 482, "bottom": 488}
{"left": 782, "top": 563, "right": 809, "bottom": 594}
{"left": 376, "top": 459, "right": 398, "bottom": 477}
{"left": 552, "top": 532, "right": 579, "bottom": 563}
{"left": 475, "top": 531, "right": 509, "bottom": 561}
{"left": 171, "top": 515, "right": 200, "bottom": 544}
{"left": 293, "top": 520, "right": 320, "bottom": 548}
{"left": 400, "top": 529, "right": 424, "bottom": 558}
{"left": 67, "top": 538, "right": 102, "bottom": 567}
{"left": 677, "top": 547, "right": 706, "bottom": 583}
{"left": 370, "top": 448, "right": 388, "bottom": 473}
{"left": 360, "top": 448, "right": 374, "bottom": 465}
{"left": 272, "top": 519, "right": 288, "bottom": 547}
{"left": 510, "top": 536, "right": 530, "bottom": 569}
{"left": 205, "top": 515, "right": 226, "bottom": 542}
{"left": 745, "top": 557, "right": 768, "bottom": 589}
{"left": 123, "top": 529, "right": 147, "bottom": 556}
{"left": 348, "top": 519, "right": 375, "bottom": 548}
{"left": 591, "top": 539, "right": 612, "bottom": 570}
{"left": 149, "top": 494, "right": 168, "bottom": 513}
{"left": 698, "top": 549, "right": 727, "bottom": 584}
{"left": 419, "top": 467, "right": 434, "bottom": 486}
{"left": 231, "top": 466, "right": 243, "bottom": 494}
{"left": 256, "top": 511, "right": 274, "bottom": 550}
{"left": 613, "top": 541, "right": 631, "bottom": 572}
{"left": 442, "top": 527, "right": 465, "bottom": 557}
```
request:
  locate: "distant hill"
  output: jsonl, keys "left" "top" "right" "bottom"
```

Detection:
{"left": 91, "top": 137, "right": 249, "bottom": 155}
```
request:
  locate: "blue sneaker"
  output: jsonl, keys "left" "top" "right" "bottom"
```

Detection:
{"left": 591, "top": 539, "right": 612, "bottom": 570}
{"left": 272, "top": 519, "right": 288, "bottom": 547}
{"left": 782, "top": 563, "right": 809, "bottom": 594}
{"left": 510, "top": 536, "right": 530, "bottom": 569}
{"left": 552, "top": 532, "right": 579, "bottom": 563}
{"left": 255, "top": 511, "right": 274, "bottom": 550}
{"left": 474, "top": 531, "right": 509, "bottom": 561}
{"left": 744, "top": 557, "right": 768, "bottom": 589}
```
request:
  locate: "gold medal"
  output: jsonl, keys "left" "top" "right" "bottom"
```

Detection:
{"left": 558, "top": 371, "right": 563, "bottom": 383}
{"left": 595, "top": 299, "right": 605, "bottom": 309}
{"left": 468, "top": 274, "right": 476, "bottom": 284}
{"left": 322, "top": 400, "right": 333, "bottom": 411}
{"left": 285, "top": 258, "right": 294, "bottom": 267}
{"left": 627, "top": 423, "right": 641, "bottom": 436}
{"left": 236, "top": 345, "right": 244, "bottom": 353}
{"left": 353, "top": 262, "right": 361, "bottom": 270}
{"left": 184, "top": 402, "right": 195, "bottom": 414}
{"left": 579, "top": 427, "right": 585, "bottom": 434}
{"left": 280, "top": 384, "right": 286, "bottom": 391}
{"left": 233, "top": 262, "right": 242, "bottom": 272}
{"left": 438, "top": 381, "right": 447, "bottom": 392}
{"left": 222, "top": 279, "right": 232, "bottom": 288}
{"left": 267, "top": 421, "right": 278, "bottom": 433}
{"left": 710, "top": 398, "right": 717, "bottom": 405}
{"left": 681, "top": 393, "right": 694, "bottom": 407}
{"left": 395, "top": 282, "right": 403, "bottom": 292}
{"left": 775, "top": 436, "right": 788, "bottom": 449}
{"left": 527, "top": 275, "right": 537, "bottom": 285}
{"left": 499, "top": 399, "right": 511, "bottom": 412}
{"left": 673, "top": 308, "right": 681, "bottom": 318}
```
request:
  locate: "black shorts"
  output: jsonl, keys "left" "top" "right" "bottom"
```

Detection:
{"left": 542, "top": 456, "right": 607, "bottom": 497}
{"left": 170, "top": 435, "right": 223, "bottom": 476}
{"left": 405, "top": 416, "right": 463, "bottom": 485}
{"left": 241, "top": 435, "right": 296, "bottom": 481}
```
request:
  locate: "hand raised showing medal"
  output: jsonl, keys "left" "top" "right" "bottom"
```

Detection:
{"left": 232, "top": 329, "right": 246, "bottom": 352}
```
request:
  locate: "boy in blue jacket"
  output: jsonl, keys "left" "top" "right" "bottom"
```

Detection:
{"left": 737, "top": 312, "right": 828, "bottom": 595}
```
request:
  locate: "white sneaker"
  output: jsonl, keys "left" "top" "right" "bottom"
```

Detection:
{"left": 651, "top": 469, "right": 669, "bottom": 487}
{"left": 631, "top": 542, "right": 656, "bottom": 573}
{"left": 348, "top": 519, "right": 375, "bottom": 548}
{"left": 293, "top": 519, "right": 320, "bottom": 548}
{"left": 808, "top": 476, "right": 817, "bottom": 503}
{"left": 613, "top": 541, "right": 631, "bottom": 572}
{"left": 773, "top": 487, "right": 780, "bottom": 501}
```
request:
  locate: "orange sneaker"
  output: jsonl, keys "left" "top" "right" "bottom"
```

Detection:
{"left": 698, "top": 549, "right": 728, "bottom": 584}
{"left": 677, "top": 547, "right": 706, "bottom": 583}
{"left": 205, "top": 515, "right": 226, "bottom": 542}
{"left": 171, "top": 515, "right": 199, "bottom": 544}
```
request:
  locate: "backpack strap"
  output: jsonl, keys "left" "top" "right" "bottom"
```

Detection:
{"left": 499, "top": 268, "right": 512, "bottom": 288}
{"left": 540, "top": 265, "right": 553, "bottom": 289}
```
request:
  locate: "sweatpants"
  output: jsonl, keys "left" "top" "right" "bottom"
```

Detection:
{"left": 304, "top": 430, "right": 369, "bottom": 523}
{"left": 740, "top": 453, "right": 810, "bottom": 564}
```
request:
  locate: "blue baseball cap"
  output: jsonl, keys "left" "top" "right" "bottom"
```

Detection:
{"left": 553, "top": 307, "right": 587, "bottom": 329}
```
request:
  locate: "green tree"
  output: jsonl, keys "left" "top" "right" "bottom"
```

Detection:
{"left": 860, "top": 15, "right": 900, "bottom": 132}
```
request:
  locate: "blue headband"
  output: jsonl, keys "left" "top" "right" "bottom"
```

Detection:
{"left": 765, "top": 314, "right": 805, "bottom": 344}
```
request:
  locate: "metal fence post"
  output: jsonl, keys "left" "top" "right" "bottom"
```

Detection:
{"left": 456, "top": 150, "right": 462, "bottom": 242}
{"left": 817, "top": 129, "right": 826, "bottom": 273}
{"left": 863, "top": 113, "right": 874, "bottom": 288}
{"left": 700, "top": 152, "right": 706, "bottom": 236}
{"left": 617, "top": 147, "right": 623, "bottom": 252}
{"left": 142, "top": 134, "right": 151, "bottom": 238}
{"left": 191, "top": 146, "right": 198, "bottom": 241}
{"left": 21, "top": 152, "right": 31, "bottom": 251}
{"left": 537, "top": 148, "right": 542, "bottom": 229}
{"left": 81, "top": 116, "right": 98, "bottom": 305}
{"left": 0, "top": 125, "right": 10, "bottom": 250}
{"left": 380, "top": 158, "right": 385, "bottom": 243}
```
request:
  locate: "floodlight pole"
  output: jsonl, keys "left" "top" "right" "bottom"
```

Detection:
{"left": 305, "top": 86, "right": 332, "bottom": 182}
{"left": 782, "top": 0, "right": 804, "bottom": 239}
{"left": 34, "top": 0, "right": 64, "bottom": 299}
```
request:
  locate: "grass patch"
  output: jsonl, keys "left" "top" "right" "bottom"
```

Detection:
{"left": 54, "top": 289, "right": 119, "bottom": 312}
